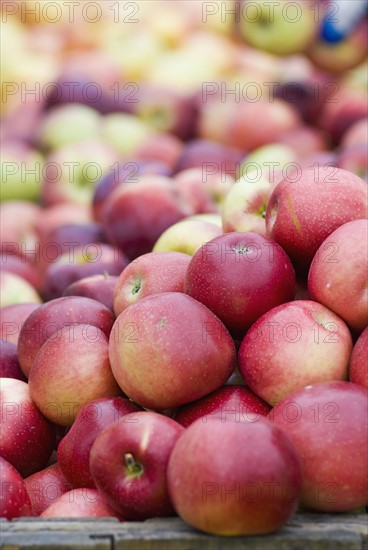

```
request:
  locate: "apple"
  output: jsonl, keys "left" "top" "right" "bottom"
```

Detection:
{"left": 0, "top": 200, "right": 40, "bottom": 262}
{"left": 0, "top": 378, "right": 56, "bottom": 477}
{"left": 184, "top": 232, "right": 295, "bottom": 338}
{"left": 152, "top": 218, "right": 223, "bottom": 256}
{"left": 34, "top": 203, "right": 92, "bottom": 245}
{"left": 341, "top": 118, "right": 368, "bottom": 148}
{"left": 135, "top": 132, "right": 184, "bottom": 170}
{"left": 29, "top": 324, "right": 122, "bottom": 427}
{"left": 238, "top": 300, "right": 353, "bottom": 405}
{"left": 277, "top": 126, "right": 329, "bottom": 160}
{"left": 349, "top": 327, "right": 368, "bottom": 389}
{"left": 0, "top": 271, "right": 42, "bottom": 309}
{"left": 37, "top": 103, "right": 101, "bottom": 152}
{"left": 174, "top": 385, "right": 271, "bottom": 427}
{"left": 307, "top": 18, "right": 368, "bottom": 74}
{"left": 24, "top": 463, "right": 70, "bottom": 516}
{"left": 63, "top": 274, "right": 119, "bottom": 312}
{"left": 90, "top": 411, "right": 184, "bottom": 519}
{"left": 57, "top": 397, "right": 142, "bottom": 488}
{"left": 0, "top": 141, "right": 44, "bottom": 201}
{"left": 221, "top": 172, "right": 273, "bottom": 236}
{"left": 237, "top": 143, "right": 297, "bottom": 183}
{"left": 238, "top": 0, "right": 317, "bottom": 56}
{"left": 40, "top": 488, "right": 120, "bottom": 519}
{"left": 113, "top": 251, "right": 191, "bottom": 316}
{"left": 0, "top": 457, "right": 32, "bottom": 519}
{"left": 101, "top": 113, "right": 154, "bottom": 157}
{"left": 109, "top": 292, "right": 236, "bottom": 410}
{"left": 0, "top": 340, "right": 27, "bottom": 381}
{"left": 269, "top": 381, "right": 368, "bottom": 511}
{"left": 167, "top": 416, "right": 302, "bottom": 535}
{"left": 0, "top": 303, "right": 39, "bottom": 346}
{"left": 101, "top": 176, "right": 194, "bottom": 260}
{"left": 42, "top": 243, "right": 129, "bottom": 302}
{"left": 41, "top": 140, "right": 119, "bottom": 206}
{"left": 174, "top": 139, "right": 244, "bottom": 178}
{"left": 266, "top": 167, "right": 368, "bottom": 273}
{"left": 308, "top": 219, "right": 368, "bottom": 333}
{"left": 337, "top": 143, "right": 367, "bottom": 181}
{"left": 0, "top": 253, "right": 41, "bottom": 291}
{"left": 18, "top": 296, "right": 115, "bottom": 379}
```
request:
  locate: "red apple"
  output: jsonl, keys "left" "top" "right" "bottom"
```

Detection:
{"left": 135, "top": 132, "right": 183, "bottom": 170}
{"left": 28, "top": 324, "right": 122, "bottom": 426}
{"left": 167, "top": 416, "right": 302, "bottom": 535}
{"left": 0, "top": 303, "right": 39, "bottom": 346}
{"left": 63, "top": 274, "right": 119, "bottom": 312}
{"left": 57, "top": 397, "right": 142, "bottom": 488}
{"left": 184, "top": 232, "right": 295, "bottom": 338}
{"left": 113, "top": 251, "right": 191, "bottom": 316}
{"left": 174, "top": 385, "right": 271, "bottom": 427}
{"left": 238, "top": 300, "right": 353, "bottom": 405}
{"left": 308, "top": 219, "right": 368, "bottom": 333}
{"left": 34, "top": 203, "right": 92, "bottom": 245}
{"left": 0, "top": 378, "right": 56, "bottom": 477}
{"left": 24, "top": 463, "right": 70, "bottom": 516}
{"left": 18, "top": 296, "right": 115, "bottom": 378}
{"left": 174, "top": 139, "right": 244, "bottom": 178}
{"left": 90, "top": 411, "right": 184, "bottom": 519}
{"left": 40, "top": 488, "right": 120, "bottom": 519}
{"left": 0, "top": 253, "right": 41, "bottom": 291}
{"left": 269, "top": 381, "right": 368, "bottom": 511}
{"left": 109, "top": 292, "right": 236, "bottom": 410}
{"left": 266, "top": 167, "right": 367, "bottom": 273}
{"left": 0, "top": 457, "right": 32, "bottom": 519}
{"left": 0, "top": 200, "right": 40, "bottom": 262}
{"left": 101, "top": 176, "right": 194, "bottom": 259}
{"left": 337, "top": 143, "right": 367, "bottom": 181}
{"left": 349, "top": 327, "right": 368, "bottom": 389}
{"left": 0, "top": 340, "right": 26, "bottom": 381}
{"left": 341, "top": 118, "right": 368, "bottom": 148}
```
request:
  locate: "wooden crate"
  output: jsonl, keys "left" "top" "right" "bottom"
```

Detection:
{"left": 1, "top": 513, "right": 367, "bottom": 550}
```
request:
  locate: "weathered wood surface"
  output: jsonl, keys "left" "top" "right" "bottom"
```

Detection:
{"left": 0, "top": 513, "right": 367, "bottom": 550}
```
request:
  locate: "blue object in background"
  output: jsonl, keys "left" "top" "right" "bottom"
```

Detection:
{"left": 321, "top": 0, "right": 368, "bottom": 43}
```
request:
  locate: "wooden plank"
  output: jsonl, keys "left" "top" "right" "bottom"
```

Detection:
{"left": 0, "top": 514, "right": 367, "bottom": 550}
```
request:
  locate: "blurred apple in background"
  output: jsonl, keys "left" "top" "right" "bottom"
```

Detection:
{"left": 0, "top": 378, "right": 56, "bottom": 477}
{"left": 0, "top": 142, "right": 44, "bottom": 201}
{"left": 0, "top": 303, "right": 40, "bottom": 346}
{"left": 174, "top": 139, "right": 244, "bottom": 177}
{"left": 0, "top": 457, "right": 33, "bottom": 520}
{"left": 34, "top": 203, "right": 92, "bottom": 245}
{"left": 238, "top": 300, "right": 352, "bottom": 405}
{"left": 101, "top": 113, "right": 154, "bottom": 157}
{"left": 349, "top": 327, "right": 368, "bottom": 389}
{"left": 0, "top": 271, "right": 42, "bottom": 308}
{"left": 25, "top": 463, "right": 70, "bottom": 516}
{"left": 0, "top": 253, "right": 41, "bottom": 291}
{"left": 17, "top": 295, "right": 115, "bottom": 378}
{"left": 238, "top": 143, "right": 297, "bottom": 182}
{"left": 152, "top": 218, "right": 223, "bottom": 256}
{"left": 134, "top": 132, "right": 183, "bottom": 170}
{"left": 308, "top": 219, "right": 368, "bottom": 333}
{"left": 63, "top": 274, "right": 119, "bottom": 312}
{"left": 113, "top": 251, "right": 191, "bottom": 316}
{"left": 337, "top": 142, "right": 368, "bottom": 180}
{"left": 0, "top": 201, "right": 41, "bottom": 261}
{"left": 0, "top": 340, "right": 27, "bottom": 381}
{"left": 341, "top": 118, "right": 368, "bottom": 148}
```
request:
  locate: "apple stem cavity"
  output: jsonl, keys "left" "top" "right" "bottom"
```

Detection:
{"left": 131, "top": 280, "right": 142, "bottom": 295}
{"left": 124, "top": 452, "right": 144, "bottom": 478}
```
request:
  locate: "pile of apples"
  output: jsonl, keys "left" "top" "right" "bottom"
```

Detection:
{"left": 1, "top": 0, "right": 367, "bottom": 537}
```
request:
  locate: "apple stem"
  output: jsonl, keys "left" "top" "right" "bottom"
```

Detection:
{"left": 124, "top": 453, "right": 143, "bottom": 476}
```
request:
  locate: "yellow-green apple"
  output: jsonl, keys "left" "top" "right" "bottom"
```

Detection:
{"left": 28, "top": 324, "right": 122, "bottom": 427}
{"left": 269, "top": 381, "right": 368, "bottom": 511}
{"left": 238, "top": 0, "right": 317, "bottom": 56}
{"left": 0, "top": 457, "right": 32, "bottom": 519}
{"left": 198, "top": 97, "right": 300, "bottom": 152}
{"left": 238, "top": 300, "right": 353, "bottom": 405}
{"left": 109, "top": 292, "right": 236, "bottom": 410}
{"left": 308, "top": 219, "right": 368, "bottom": 333}
{"left": 184, "top": 232, "right": 295, "bottom": 338}
{"left": 101, "top": 176, "right": 194, "bottom": 259}
{"left": 41, "top": 140, "right": 119, "bottom": 206}
{"left": 0, "top": 341, "right": 26, "bottom": 381}
{"left": 113, "top": 251, "right": 191, "bottom": 316}
{"left": 18, "top": 296, "right": 115, "bottom": 378}
{"left": 0, "top": 378, "right": 56, "bottom": 477}
{"left": 0, "top": 272, "right": 42, "bottom": 308}
{"left": 24, "top": 463, "right": 70, "bottom": 516}
{"left": 238, "top": 143, "right": 297, "bottom": 183}
{"left": 266, "top": 167, "right": 368, "bottom": 274}
{"left": 152, "top": 219, "right": 223, "bottom": 256}
{"left": 0, "top": 142, "right": 44, "bottom": 201}
{"left": 92, "top": 160, "right": 172, "bottom": 223}
{"left": 307, "top": 18, "right": 368, "bottom": 73}
{"left": 40, "top": 488, "right": 120, "bottom": 519}
{"left": 57, "top": 397, "right": 142, "bottom": 489}
{"left": 167, "top": 416, "right": 302, "bottom": 535}
{"left": 337, "top": 143, "right": 367, "bottom": 180}
{"left": 90, "top": 411, "right": 184, "bottom": 520}
{"left": 63, "top": 274, "right": 119, "bottom": 312}
{"left": 0, "top": 253, "right": 41, "bottom": 292}
{"left": 0, "top": 303, "right": 39, "bottom": 346}
{"left": 349, "top": 327, "right": 368, "bottom": 389}
{"left": 221, "top": 173, "right": 273, "bottom": 236}
{"left": 101, "top": 113, "right": 154, "bottom": 157}
{"left": 37, "top": 104, "right": 102, "bottom": 152}
{"left": 42, "top": 243, "right": 129, "bottom": 302}
{"left": 174, "top": 167, "right": 235, "bottom": 214}
{"left": 174, "top": 385, "right": 271, "bottom": 427}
